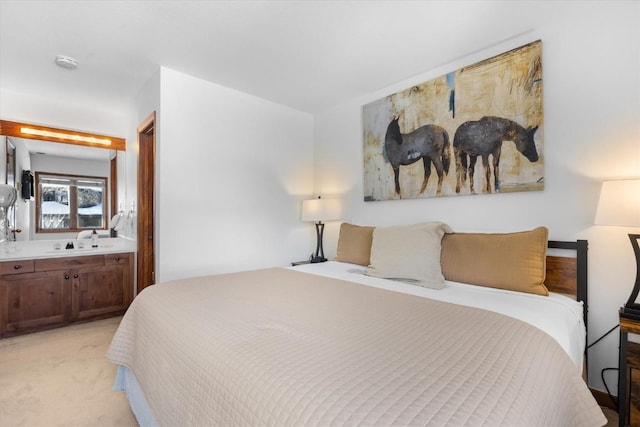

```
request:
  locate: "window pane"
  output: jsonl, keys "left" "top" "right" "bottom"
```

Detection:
{"left": 40, "top": 183, "right": 70, "bottom": 229}
{"left": 36, "top": 173, "right": 107, "bottom": 233}
{"left": 77, "top": 185, "right": 104, "bottom": 229}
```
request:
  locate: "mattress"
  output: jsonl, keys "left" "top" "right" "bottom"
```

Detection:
{"left": 294, "top": 261, "right": 586, "bottom": 368}
{"left": 107, "top": 262, "right": 605, "bottom": 426}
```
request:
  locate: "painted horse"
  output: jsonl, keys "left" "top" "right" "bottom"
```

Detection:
{"left": 384, "top": 117, "right": 451, "bottom": 197}
{"left": 453, "top": 116, "right": 539, "bottom": 194}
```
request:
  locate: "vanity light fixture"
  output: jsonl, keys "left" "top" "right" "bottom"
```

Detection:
{"left": 19, "top": 127, "right": 111, "bottom": 146}
{"left": 0, "top": 120, "right": 126, "bottom": 151}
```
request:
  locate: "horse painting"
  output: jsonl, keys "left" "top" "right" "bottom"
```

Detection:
{"left": 384, "top": 117, "right": 451, "bottom": 197}
{"left": 453, "top": 116, "right": 539, "bottom": 194}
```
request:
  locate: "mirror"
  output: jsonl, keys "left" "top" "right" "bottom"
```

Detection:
{"left": 0, "top": 120, "right": 126, "bottom": 241}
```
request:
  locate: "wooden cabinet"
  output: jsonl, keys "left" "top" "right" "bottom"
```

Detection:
{"left": 74, "top": 253, "right": 132, "bottom": 321}
{"left": 0, "top": 252, "right": 133, "bottom": 337}
{"left": 626, "top": 342, "right": 640, "bottom": 426}
{"left": 619, "top": 313, "right": 640, "bottom": 426}
{"left": 1, "top": 270, "right": 70, "bottom": 333}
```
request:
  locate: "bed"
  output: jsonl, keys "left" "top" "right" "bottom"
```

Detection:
{"left": 107, "top": 223, "right": 606, "bottom": 426}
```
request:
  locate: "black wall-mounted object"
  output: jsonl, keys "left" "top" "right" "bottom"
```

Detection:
{"left": 21, "top": 170, "right": 34, "bottom": 200}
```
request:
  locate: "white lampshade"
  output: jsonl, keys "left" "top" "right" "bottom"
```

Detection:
{"left": 594, "top": 179, "right": 640, "bottom": 227}
{"left": 301, "top": 197, "right": 341, "bottom": 222}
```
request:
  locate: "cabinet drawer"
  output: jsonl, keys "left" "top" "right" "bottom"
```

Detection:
{"left": 105, "top": 253, "right": 130, "bottom": 265}
{"left": 0, "top": 259, "right": 35, "bottom": 275}
{"left": 35, "top": 255, "right": 104, "bottom": 271}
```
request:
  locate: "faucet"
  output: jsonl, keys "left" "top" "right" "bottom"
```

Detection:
{"left": 9, "top": 228, "right": 21, "bottom": 242}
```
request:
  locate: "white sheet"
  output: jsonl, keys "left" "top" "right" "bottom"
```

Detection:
{"left": 289, "top": 261, "right": 586, "bottom": 369}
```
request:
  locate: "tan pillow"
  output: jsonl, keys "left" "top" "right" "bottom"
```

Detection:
{"left": 364, "top": 222, "right": 453, "bottom": 289}
{"left": 334, "top": 223, "right": 375, "bottom": 266}
{"left": 440, "top": 227, "right": 549, "bottom": 296}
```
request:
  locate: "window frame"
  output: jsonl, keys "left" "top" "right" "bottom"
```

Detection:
{"left": 35, "top": 171, "right": 109, "bottom": 234}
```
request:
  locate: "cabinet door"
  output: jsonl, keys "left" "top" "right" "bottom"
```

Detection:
{"left": 0, "top": 270, "right": 70, "bottom": 336}
{"left": 628, "top": 342, "right": 640, "bottom": 425}
{"left": 73, "top": 254, "right": 132, "bottom": 320}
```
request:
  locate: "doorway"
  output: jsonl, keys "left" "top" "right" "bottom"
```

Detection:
{"left": 137, "top": 112, "right": 156, "bottom": 294}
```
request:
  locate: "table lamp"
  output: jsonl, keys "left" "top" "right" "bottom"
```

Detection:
{"left": 594, "top": 179, "right": 640, "bottom": 318}
{"left": 301, "top": 196, "right": 341, "bottom": 263}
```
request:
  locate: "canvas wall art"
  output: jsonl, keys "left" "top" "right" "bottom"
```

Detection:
{"left": 363, "top": 40, "right": 544, "bottom": 201}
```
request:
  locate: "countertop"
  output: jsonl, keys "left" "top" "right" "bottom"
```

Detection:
{"left": 0, "top": 238, "right": 136, "bottom": 262}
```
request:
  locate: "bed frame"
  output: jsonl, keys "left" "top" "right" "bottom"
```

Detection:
{"left": 545, "top": 239, "right": 589, "bottom": 376}
{"left": 112, "top": 239, "right": 593, "bottom": 425}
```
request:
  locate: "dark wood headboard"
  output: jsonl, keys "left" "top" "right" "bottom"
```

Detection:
{"left": 545, "top": 240, "right": 588, "bottom": 317}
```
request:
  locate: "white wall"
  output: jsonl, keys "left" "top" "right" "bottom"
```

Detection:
{"left": 313, "top": 2, "right": 640, "bottom": 393}
{"left": 30, "top": 154, "right": 110, "bottom": 177}
{"left": 154, "top": 67, "right": 314, "bottom": 282}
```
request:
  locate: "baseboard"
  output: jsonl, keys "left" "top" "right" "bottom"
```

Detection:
{"left": 591, "top": 387, "right": 618, "bottom": 411}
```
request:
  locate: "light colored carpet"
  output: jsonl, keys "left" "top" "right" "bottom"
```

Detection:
{"left": 0, "top": 317, "right": 137, "bottom": 427}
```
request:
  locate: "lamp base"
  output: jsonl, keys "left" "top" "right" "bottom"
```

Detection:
{"left": 622, "top": 234, "right": 640, "bottom": 320}
{"left": 311, "top": 222, "right": 327, "bottom": 263}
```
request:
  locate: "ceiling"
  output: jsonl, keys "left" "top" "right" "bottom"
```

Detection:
{"left": 0, "top": 1, "right": 551, "bottom": 114}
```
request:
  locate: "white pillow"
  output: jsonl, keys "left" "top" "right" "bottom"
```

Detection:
{"left": 364, "top": 221, "right": 453, "bottom": 289}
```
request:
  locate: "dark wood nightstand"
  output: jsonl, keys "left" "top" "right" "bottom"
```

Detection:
{"left": 619, "top": 311, "right": 640, "bottom": 426}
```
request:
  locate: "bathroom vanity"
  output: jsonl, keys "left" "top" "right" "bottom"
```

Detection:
{"left": 0, "top": 238, "right": 135, "bottom": 337}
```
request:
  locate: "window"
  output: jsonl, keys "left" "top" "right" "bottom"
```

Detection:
{"left": 36, "top": 172, "right": 108, "bottom": 233}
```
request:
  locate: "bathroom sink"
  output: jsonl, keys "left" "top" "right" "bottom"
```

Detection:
{"left": 44, "top": 248, "right": 98, "bottom": 254}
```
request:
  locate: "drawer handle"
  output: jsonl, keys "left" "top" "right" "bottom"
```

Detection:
{"left": 74, "top": 274, "right": 79, "bottom": 279}
{"left": 114, "top": 257, "right": 120, "bottom": 261}
{"left": 13, "top": 264, "right": 21, "bottom": 270}
{"left": 65, "top": 274, "right": 70, "bottom": 280}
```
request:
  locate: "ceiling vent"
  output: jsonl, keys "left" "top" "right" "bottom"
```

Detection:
{"left": 55, "top": 55, "right": 79, "bottom": 70}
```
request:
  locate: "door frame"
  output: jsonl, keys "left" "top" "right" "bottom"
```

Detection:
{"left": 137, "top": 112, "right": 156, "bottom": 294}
